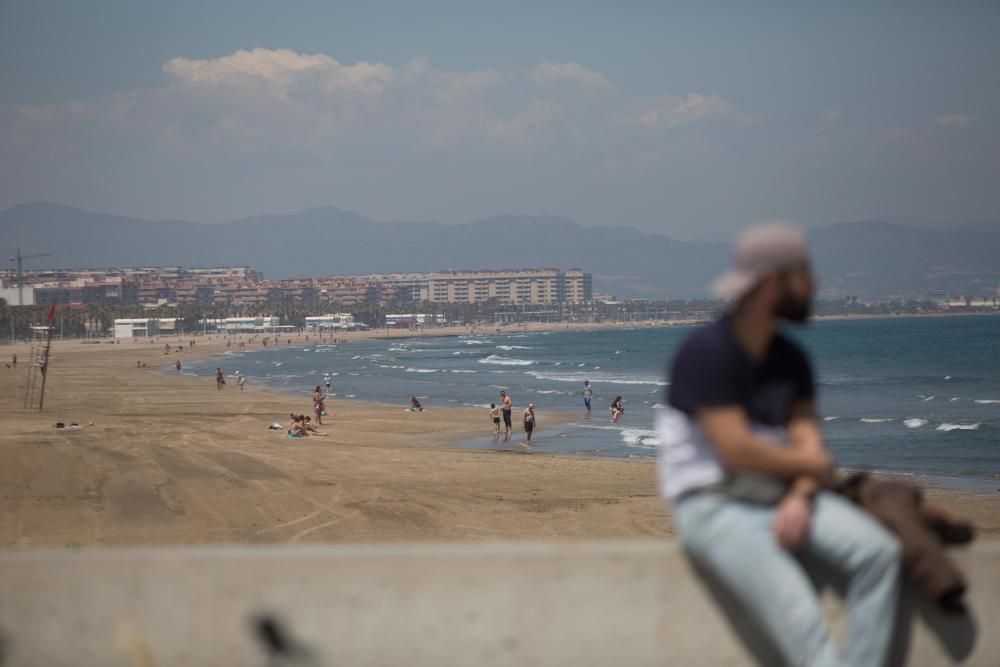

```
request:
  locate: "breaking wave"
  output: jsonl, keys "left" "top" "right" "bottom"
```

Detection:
{"left": 478, "top": 354, "right": 535, "bottom": 366}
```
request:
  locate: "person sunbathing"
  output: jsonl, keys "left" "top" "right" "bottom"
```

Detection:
{"left": 287, "top": 414, "right": 308, "bottom": 437}
{"left": 302, "top": 416, "right": 327, "bottom": 436}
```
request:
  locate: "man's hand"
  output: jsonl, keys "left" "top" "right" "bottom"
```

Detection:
{"left": 773, "top": 493, "right": 813, "bottom": 550}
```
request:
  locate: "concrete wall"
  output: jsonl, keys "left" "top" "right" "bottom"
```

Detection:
{"left": 0, "top": 541, "right": 995, "bottom": 666}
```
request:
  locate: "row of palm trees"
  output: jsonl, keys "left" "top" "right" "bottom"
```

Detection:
{"left": 1, "top": 297, "right": 955, "bottom": 343}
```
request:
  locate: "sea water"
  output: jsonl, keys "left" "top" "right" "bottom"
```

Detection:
{"left": 183, "top": 315, "right": 1000, "bottom": 488}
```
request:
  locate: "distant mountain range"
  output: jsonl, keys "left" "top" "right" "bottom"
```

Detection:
{"left": 1, "top": 202, "right": 997, "bottom": 299}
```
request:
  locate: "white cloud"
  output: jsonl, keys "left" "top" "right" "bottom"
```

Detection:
{"left": 487, "top": 99, "right": 564, "bottom": 146}
{"left": 932, "top": 113, "right": 973, "bottom": 129}
{"left": 631, "top": 93, "right": 742, "bottom": 128}
{"left": 528, "top": 62, "right": 613, "bottom": 93}
{"left": 7, "top": 48, "right": 746, "bottom": 155}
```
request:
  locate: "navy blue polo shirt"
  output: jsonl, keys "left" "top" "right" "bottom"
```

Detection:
{"left": 667, "top": 318, "right": 814, "bottom": 427}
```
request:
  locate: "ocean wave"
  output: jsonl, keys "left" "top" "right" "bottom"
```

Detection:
{"left": 974, "top": 399, "right": 1000, "bottom": 405}
{"left": 861, "top": 418, "right": 894, "bottom": 423}
{"left": 525, "top": 370, "right": 667, "bottom": 386}
{"left": 461, "top": 339, "right": 492, "bottom": 345}
{"left": 621, "top": 428, "right": 661, "bottom": 449}
{"left": 936, "top": 423, "right": 981, "bottom": 432}
{"left": 405, "top": 367, "right": 438, "bottom": 373}
{"left": 903, "top": 418, "right": 928, "bottom": 429}
{"left": 496, "top": 345, "right": 533, "bottom": 350}
{"left": 922, "top": 396, "right": 935, "bottom": 402}
{"left": 478, "top": 354, "right": 535, "bottom": 366}
{"left": 824, "top": 416, "right": 839, "bottom": 421}
{"left": 449, "top": 369, "right": 478, "bottom": 373}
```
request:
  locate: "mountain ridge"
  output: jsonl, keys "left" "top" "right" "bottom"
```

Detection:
{"left": 1, "top": 202, "right": 997, "bottom": 299}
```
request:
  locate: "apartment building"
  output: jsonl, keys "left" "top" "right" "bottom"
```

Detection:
{"left": 370, "top": 268, "right": 592, "bottom": 305}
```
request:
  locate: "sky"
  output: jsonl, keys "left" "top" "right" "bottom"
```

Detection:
{"left": 0, "top": 0, "right": 998, "bottom": 238}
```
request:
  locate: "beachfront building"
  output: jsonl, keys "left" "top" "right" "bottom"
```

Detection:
{"left": 0, "top": 285, "right": 35, "bottom": 306}
{"left": 113, "top": 318, "right": 160, "bottom": 338}
{"left": 367, "top": 268, "right": 593, "bottom": 306}
{"left": 304, "top": 314, "right": 367, "bottom": 332}
{"left": 201, "top": 316, "right": 284, "bottom": 334}
{"left": 157, "top": 318, "right": 179, "bottom": 334}
{"left": 385, "top": 313, "right": 448, "bottom": 329}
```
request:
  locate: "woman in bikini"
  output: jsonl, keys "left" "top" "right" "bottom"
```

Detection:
{"left": 313, "top": 386, "right": 326, "bottom": 425}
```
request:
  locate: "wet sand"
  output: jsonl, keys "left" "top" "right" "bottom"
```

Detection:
{"left": 0, "top": 332, "right": 996, "bottom": 550}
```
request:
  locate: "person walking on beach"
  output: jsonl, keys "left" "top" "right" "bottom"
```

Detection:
{"left": 175, "top": 359, "right": 181, "bottom": 374}
{"left": 522, "top": 403, "right": 536, "bottom": 444}
{"left": 237, "top": 371, "right": 246, "bottom": 391}
{"left": 500, "top": 390, "right": 513, "bottom": 440}
{"left": 12, "top": 353, "right": 16, "bottom": 367}
{"left": 313, "top": 386, "right": 326, "bottom": 425}
{"left": 656, "top": 222, "right": 901, "bottom": 666}
{"left": 215, "top": 367, "right": 225, "bottom": 390}
{"left": 582, "top": 379, "right": 593, "bottom": 417}
{"left": 489, "top": 403, "right": 501, "bottom": 439}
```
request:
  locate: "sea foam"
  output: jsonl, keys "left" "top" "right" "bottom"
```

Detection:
{"left": 620, "top": 429, "right": 661, "bottom": 449}
{"left": 478, "top": 354, "right": 535, "bottom": 366}
{"left": 936, "top": 423, "right": 981, "bottom": 432}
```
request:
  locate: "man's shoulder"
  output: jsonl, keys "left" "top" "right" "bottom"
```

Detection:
{"left": 675, "top": 319, "right": 732, "bottom": 361}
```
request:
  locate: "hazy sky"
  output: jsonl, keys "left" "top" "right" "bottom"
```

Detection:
{"left": 1, "top": 1, "right": 997, "bottom": 238}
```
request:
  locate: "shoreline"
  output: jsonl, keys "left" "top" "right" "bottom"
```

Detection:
{"left": 24, "top": 319, "right": 1000, "bottom": 492}
{"left": 183, "top": 325, "right": 1000, "bottom": 495}
{"left": 0, "top": 333, "right": 671, "bottom": 549}
{"left": 1, "top": 324, "right": 997, "bottom": 550}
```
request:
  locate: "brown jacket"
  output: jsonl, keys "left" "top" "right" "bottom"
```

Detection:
{"left": 836, "top": 473, "right": 973, "bottom": 613}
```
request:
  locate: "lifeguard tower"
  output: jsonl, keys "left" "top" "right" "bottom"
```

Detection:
{"left": 23, "top": 307, "right": 55, "bottom": 410}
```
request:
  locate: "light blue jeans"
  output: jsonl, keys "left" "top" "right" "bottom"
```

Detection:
{"left": 675, "top": 491, "right": 901, "bottom": 667}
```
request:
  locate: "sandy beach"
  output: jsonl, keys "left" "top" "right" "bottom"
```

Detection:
{"left": 1, "top": 330, "right": 997, "bottom": 550}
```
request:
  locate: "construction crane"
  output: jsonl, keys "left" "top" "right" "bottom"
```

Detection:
{"left": 8, "top": 247, "right": 51, "bottom": 306}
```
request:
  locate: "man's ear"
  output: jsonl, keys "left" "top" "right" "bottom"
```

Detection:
{"left": 754, "top": 271, "right": 781, "bottom": 305}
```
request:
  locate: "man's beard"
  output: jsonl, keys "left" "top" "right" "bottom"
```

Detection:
{"left": 776, "top": 291, "right": 812, "bottom": 323}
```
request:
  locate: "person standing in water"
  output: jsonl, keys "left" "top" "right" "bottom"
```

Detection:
{"left": 215, "top": 367, "right": 225, "bottom": 390}
{"left": 522, "top": 403, "right": 536, "bottom": 444}
{"left": 582, "top": 379, "right": 593, "bottom": 417}
{"left": 237, "top": 371, "right": 246, "bottom": 391}
{"left": 489, "top": 403, "right": 501, "bottom": 439}
{"left": 611, "top": 396, "right": 624, "bottom": 423}
{"left": 500, "top": 390, "right": 513, "bottom": 440}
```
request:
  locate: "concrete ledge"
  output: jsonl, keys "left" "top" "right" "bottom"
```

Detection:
{"left": 0, "top": 541, "right": 996, "bottom": 666}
